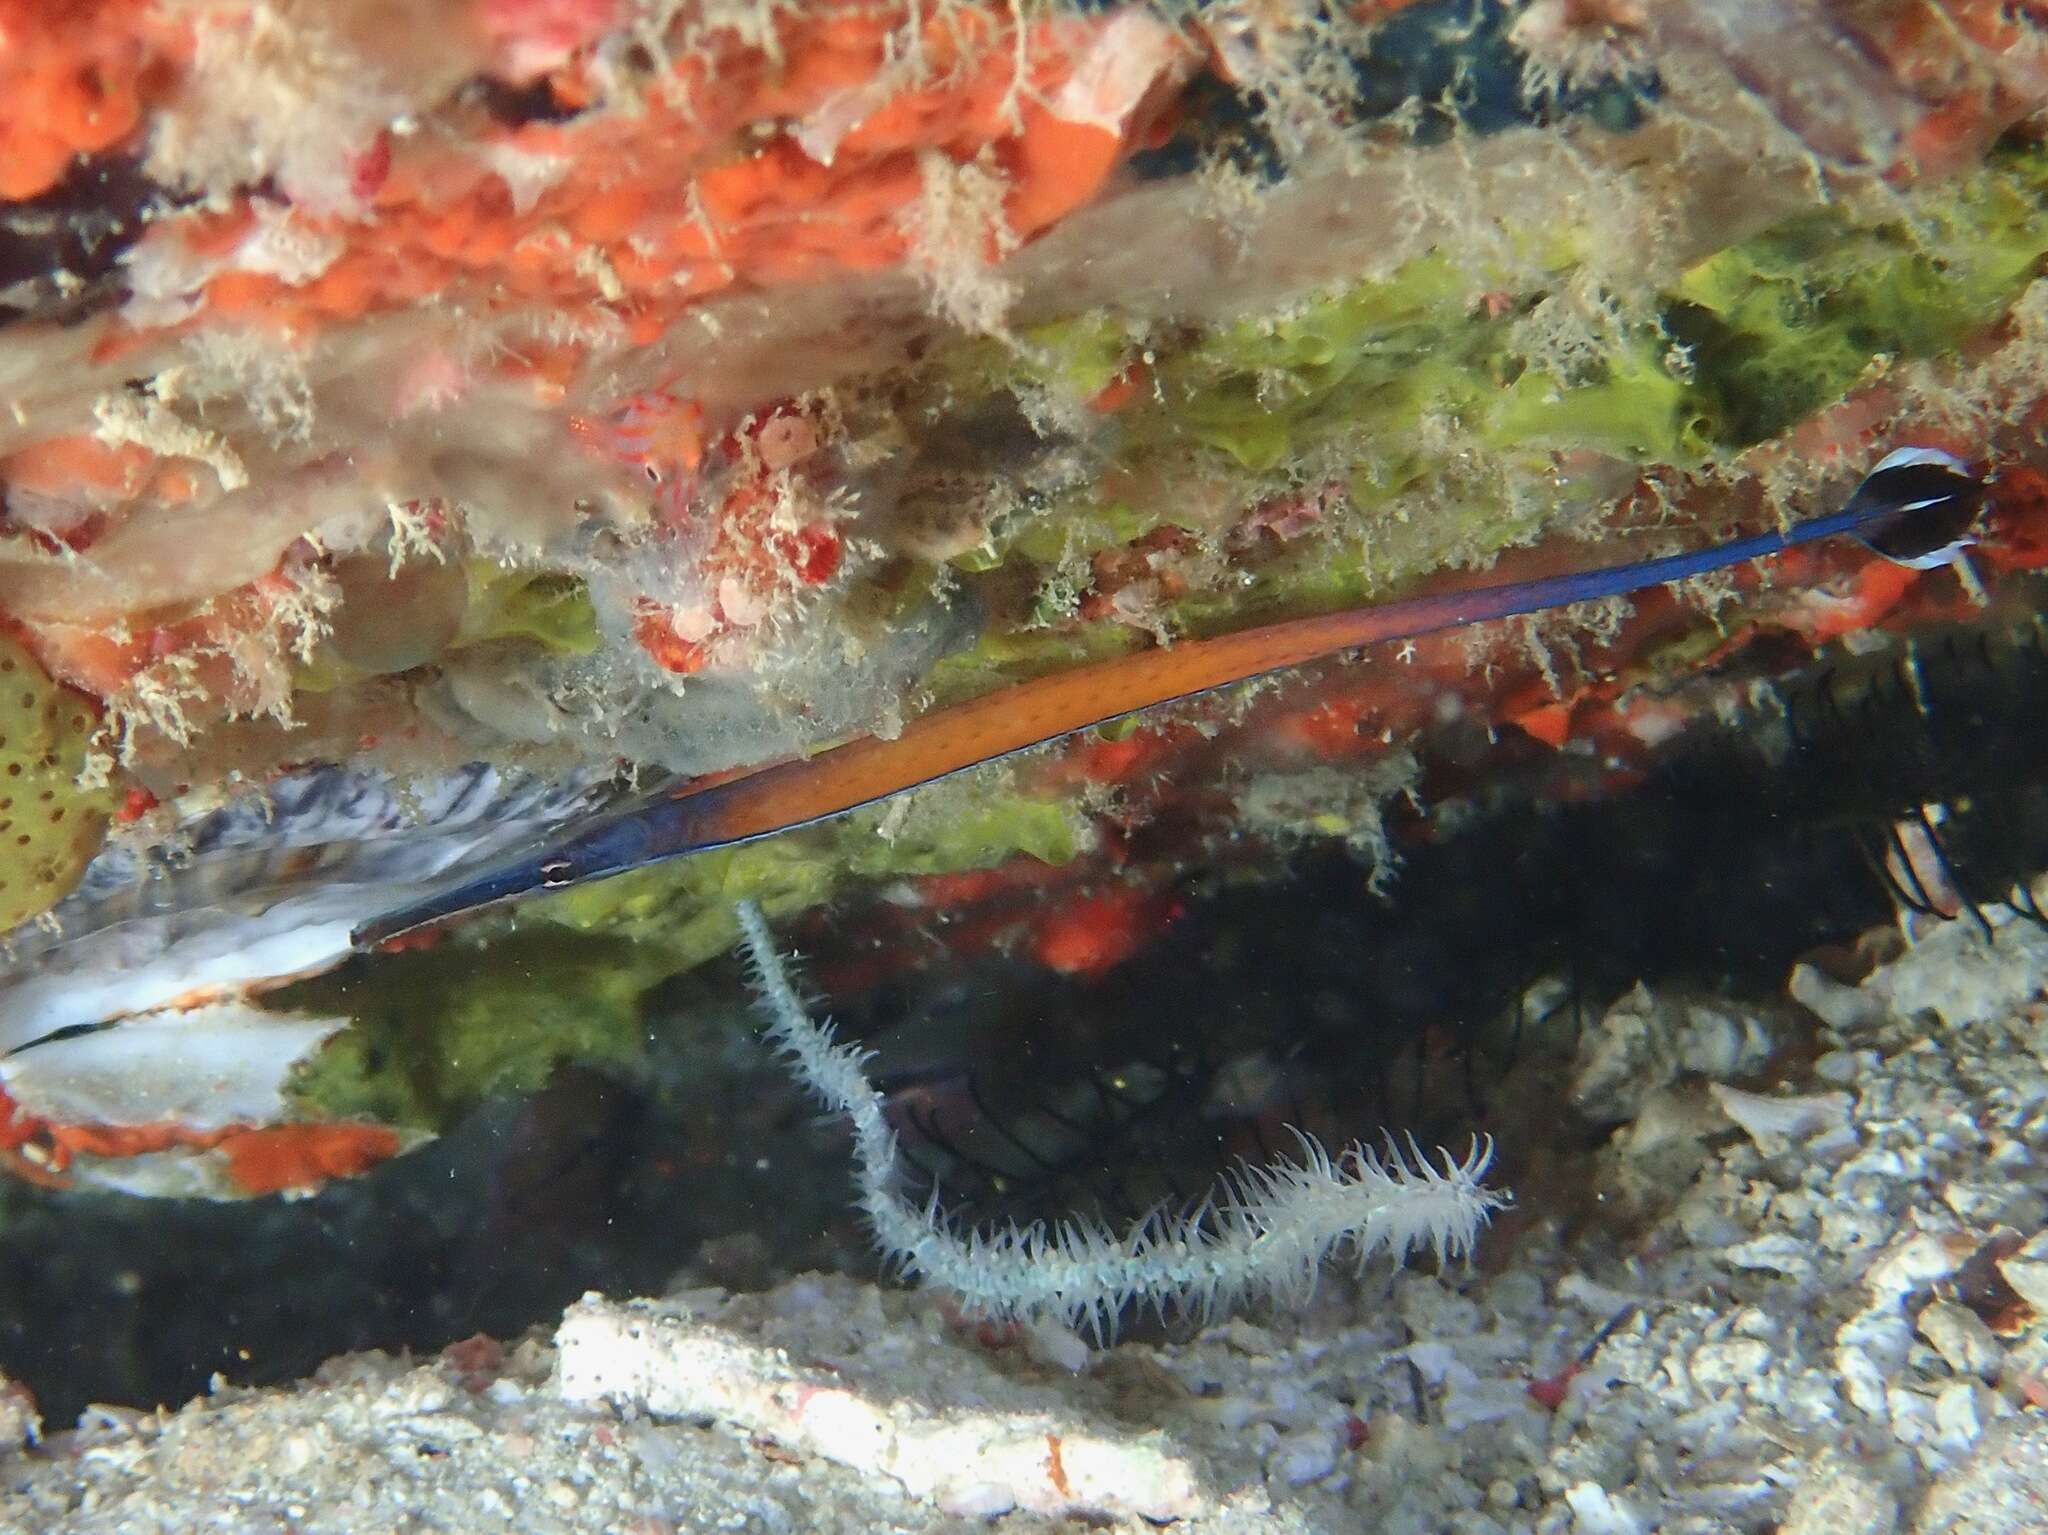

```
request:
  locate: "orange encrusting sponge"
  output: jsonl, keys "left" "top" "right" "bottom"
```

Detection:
{"left": 0, "top": 1078, "right": 402, "bottom": 1196}
{"left": 0, "top": 0, "right": 185, "bottom": 201}
{"left": 136, "top": 4, "right": 1191, "bottom": 353}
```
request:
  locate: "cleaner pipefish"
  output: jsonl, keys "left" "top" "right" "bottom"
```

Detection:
{"left": 358, "top": 447, "right": 1989, "bottom": 945}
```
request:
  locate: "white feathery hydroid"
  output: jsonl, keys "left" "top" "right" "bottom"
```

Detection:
{"left": 736, "top": 901, "right": 1510, "bottom": 1340}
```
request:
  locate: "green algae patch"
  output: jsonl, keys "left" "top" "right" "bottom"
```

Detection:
{"left": 1148, "top": 256, "right": 1705, "bottom": 476}
{"left": 530, "top": 774, "right": 1092, "bottom": 969}
{"left": 458, "top": 567, "right": 601, "bottom": 655}
{"left": 1004, "top": 499, "right": 1163, "bottom": 565}
{"left": 1014, "top": 312, "right": 1141, "bottom": 402}
{"left": 296, "top": 564, "right": 600, "bottom": 697}
{"left": 284, "top": 931, "right": 668, "bottom": 1129}
{"left": 936, "top": 250, "right": 1708, "bottom": 617}
{"left": 1489, "top": 335, "right": 1715, "bottom": 462}
{"left": 0, "top": 636, "right": 114, "bottom": 933}
{"left": 1151, "top": 256, "right": 1496, "bottom": 475}
{"left": 531, "top": 833, "right": 846, "bottom": 970}
{"left": 923, "top": 257, "right": 1541, "bottom": 582}
{"left": 843, "top": 778, "right": 1086, "bottom": 876}
{"left": 293, "top": 779, "right": 1095, "bottom": 1132}
{"left": 1669, "top": 146, "right": 2048, "bottom": 446}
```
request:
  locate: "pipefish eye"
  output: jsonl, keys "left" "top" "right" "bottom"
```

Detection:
{"left": 540, "top": 858, "right": 575, "bottom": 888}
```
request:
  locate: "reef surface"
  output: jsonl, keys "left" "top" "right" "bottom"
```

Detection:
{"left": 8, "top": 0, "right": 2048, "bottom": 1192}
{"left": 4, "top": 6, "right": 2048, "bottom": 1526}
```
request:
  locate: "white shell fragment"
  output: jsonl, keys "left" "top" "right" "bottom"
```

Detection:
{"left": 1996, "top": 1232, "right": 2048, "bottom": 1317}
{"left": 0, "top": 1001, "right": 346, "bottom": 1132}
{"left": 0, "top": 764, "right": 613, "bottom": 1052}
{"left": 1708, "top": 1083, "right": 1853, "bottom": 1153}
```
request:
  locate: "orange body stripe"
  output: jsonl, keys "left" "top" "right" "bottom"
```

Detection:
{"left": 677, "top": 586, "right": 1486, "bottom": 845}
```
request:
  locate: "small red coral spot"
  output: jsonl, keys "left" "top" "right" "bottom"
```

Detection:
{"left": 350, "top": 131, "right": 392, "bottom": 202}
{"left": 633, "top": 601, "right": 711, "bottom": 674}
{"left": 376, "top": 922, "right": 447, "bottom": 955}
{"left": 777, "top": 524, "right": 843, "bottom": 586}
{"left": 1510, "top": 699, "right": 1575, "bottom": 750}
{"left": 1087, "top": 361, "right": 1149, "bottom": 414}
{"left": 1031, "top": 885, "right": 1176, "bottom": 978}
{"left": 442, "top": 1332, "right": 504, "bottom": 1390}
{"left": 1527, "top": 1362, "right": 1581, "bottom": 1411}
{"left": 1045, "top": 1433, "right": 1072, "bottom": 1498}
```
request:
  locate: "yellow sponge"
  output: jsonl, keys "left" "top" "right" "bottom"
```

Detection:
{"left": 0, "top": 637, "right": 112, "bottom": 933}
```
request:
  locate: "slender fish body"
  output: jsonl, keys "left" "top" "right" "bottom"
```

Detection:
{"left": 358, "top": 448, "right": 1989, "bottom": 945}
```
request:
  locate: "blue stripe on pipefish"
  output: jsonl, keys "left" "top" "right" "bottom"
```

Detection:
{"left": 355, "top": 447, "right": 1988, "bottom": 946}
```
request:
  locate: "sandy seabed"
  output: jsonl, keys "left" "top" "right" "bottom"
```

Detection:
{"left": 5, "top": 900, "right": 2048, "bottom": 1535}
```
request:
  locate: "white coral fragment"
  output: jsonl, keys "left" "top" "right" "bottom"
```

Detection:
{"left": 1708, "top": 1083, "right": 1852, "bottom": 1153}
{"left": 555, "top": 1287, "right": 1203, "bottom": 1521}
{"left": 1571, "top": 982, "right": 1779, "bottom": 1125}
{"left": 92, "top": 392, "right": 249, "bottom": 492}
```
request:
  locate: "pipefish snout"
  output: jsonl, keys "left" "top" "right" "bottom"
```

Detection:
{"left": 356, "top": 447, "right": 1989, "bottom": 946}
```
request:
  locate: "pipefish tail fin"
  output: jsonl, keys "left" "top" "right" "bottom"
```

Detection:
{"left": 1836, "top": 445, "right": 1987, "bottom": 571}
{"left": 353, "top": 451, "right": 1987, "bottom": 946}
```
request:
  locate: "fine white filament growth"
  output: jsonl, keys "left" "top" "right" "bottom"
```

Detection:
{"left": 736, "top": 901, "right": 1509, "bottom": 1340}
